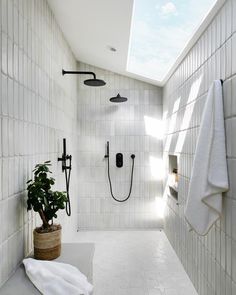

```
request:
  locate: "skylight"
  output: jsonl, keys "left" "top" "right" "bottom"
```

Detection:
{"left": 127, "top": 0, "right": 217, "bottom": 82}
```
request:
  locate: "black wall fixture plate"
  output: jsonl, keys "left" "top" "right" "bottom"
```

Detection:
{"left": 116, "top": 153, "right": 123, "bottom": 168}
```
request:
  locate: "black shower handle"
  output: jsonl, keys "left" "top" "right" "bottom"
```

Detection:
{"left": 104, "top": 141, "right": 109, "bottom": 158}
{"left": 107, "top": 141, "right": 109, "bottom": 156}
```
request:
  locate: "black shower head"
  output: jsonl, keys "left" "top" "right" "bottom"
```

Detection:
{"left": 84, "top": 78, "right": 106, "bottom": 87}
{"left": 110, "top": 93, "right": 127, "bottom": 103}
{"left": 62, "top": 69, "right": 106, "bottom": 87}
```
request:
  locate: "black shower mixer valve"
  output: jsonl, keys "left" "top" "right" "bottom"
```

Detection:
{"left": 58, "top": 154, "right": 72, "bottom": 172}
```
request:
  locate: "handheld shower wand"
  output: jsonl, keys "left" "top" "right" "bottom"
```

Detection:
{"left": 105, "top": 141, "right": 135, "bottom": 202}
{"left": 58, "top": 138, "right": 72, "bottom": 216}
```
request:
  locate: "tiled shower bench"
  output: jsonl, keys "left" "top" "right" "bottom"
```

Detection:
{"left": 0, "top": 243, "right": 95, "bottom": 295}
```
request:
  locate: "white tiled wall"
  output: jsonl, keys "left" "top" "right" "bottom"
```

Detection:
{"left": 77, "top": 62, "right": 163, "bottom": 229}
{"left": 163, "top": 0, "right": 236, "bottom": 294}
{"left": 0, "top": 0, "right": 78, "bottom": 287}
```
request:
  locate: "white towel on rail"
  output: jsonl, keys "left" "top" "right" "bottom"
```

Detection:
{"left": 23, "top": 258, "right": 93, "bottom": 295}
{"left": 184, "top": 80, "right": 229, "bottom": 235}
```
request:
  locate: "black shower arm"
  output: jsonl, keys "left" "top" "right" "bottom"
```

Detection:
{"left": 62, "top": 69, "right": 96, "bottom": 79}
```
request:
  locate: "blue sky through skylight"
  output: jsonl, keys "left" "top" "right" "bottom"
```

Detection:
{"left": 127, "top": 0, "right": 217, "bottom": 81}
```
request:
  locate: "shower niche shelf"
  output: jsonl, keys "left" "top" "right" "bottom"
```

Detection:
{"left": 168, "top": 155, "right": 178, "bottom": 202}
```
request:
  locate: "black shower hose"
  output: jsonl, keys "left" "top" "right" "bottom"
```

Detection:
{"left": 107, "top": 155, "right": 135, "bottom": 202}
{"left": 64, "top": 157, "right": 72, "bottom": 216}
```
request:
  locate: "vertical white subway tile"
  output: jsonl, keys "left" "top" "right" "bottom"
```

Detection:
{"left": 221, "top": 5, "right": 226, "bottom": 45}
{"left": 2, "top": 117, "right": 9, "bottom": 157}
{"left": 231, "top": 200, "right": 236, "bottom": 244}
{"left": 2, "top": 32, "right": 8, "bottom": 75}
{"left": 1, "top": 74, "right": 8, "bottom": 116}
{"left": 232, "top": 239, "right": 236, "bottom": 283}
{"left": 226, "top": 235, "right": 232, "bottom": 277}
{"left": 7, "top": 37, "right": 13, "bottom": 78}
{"left": 7, "top": 0, "right": 13, "bottom": 40}
{"left": 13, "top": 44, "right": 18, "bottom": 81}
{"left": 223, "top": 78, "right": 231, "bottom": 118}
{"left": 225, "top": 119, "right": 232, "bottom": 157}
{"left": 233, "top": 0, "right": 236, "bottom": 33}
{"left": 231, "top": 76, "right": 236, "bottom": 116}
{"left": 1, "top": 0, "right": 8, "bottom": 33}
{"left": 8, "top": 78, "right": 14, "bottom": 118}
{"left": 226, "top": 38, "right": 232, "bottom": 79}
{"left": 232, "top": 33, "right": 236, "bottom": 75}
{"left": 0, "top": 241, "right": 9, "bottom": 283}
{"left": 226, "top": 0, "right": 232, "bottom": 39}
{"left": 2, "top": 159, "right": 9, "bottom": 200}
{"left": 216, "top": 14, "right": 221, "bottom": 49}
{"left": 231, "top": 118, "right": 236, "bottom": 157}
{"left": 13, "top": 5, "right": 19, "bottom": 44}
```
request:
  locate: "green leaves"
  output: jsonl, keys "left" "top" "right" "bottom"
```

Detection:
{"left": 26, "top": 161, "right": 68, "bottom": 227}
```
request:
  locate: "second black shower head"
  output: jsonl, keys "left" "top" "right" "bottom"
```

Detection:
{"left": 110, "top": 93, "right": 128, "bottom": 103}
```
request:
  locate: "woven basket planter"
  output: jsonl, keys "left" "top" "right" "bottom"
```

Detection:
{"left": 33, "top": 227, "right": 61, "bottom": 260}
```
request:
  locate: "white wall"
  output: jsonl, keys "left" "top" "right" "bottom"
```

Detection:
{"left": 163, "top": 0, "right": 236, "bottom": 294}
{"left": 0, "top": 0, "right": 78, "bottom": 287}
{"left": 77, "top": 62, "right": 163, "bottom": 229}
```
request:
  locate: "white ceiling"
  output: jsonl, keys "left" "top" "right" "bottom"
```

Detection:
{"left": 48, "top": 0, "right": 152, "bottom": 83}
{"left": 48, "top": 0, "right": 225, "bottom": 87}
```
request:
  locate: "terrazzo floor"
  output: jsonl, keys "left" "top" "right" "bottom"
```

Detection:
{"left": 69, "top": 231, "right": 198, "bottom": 295}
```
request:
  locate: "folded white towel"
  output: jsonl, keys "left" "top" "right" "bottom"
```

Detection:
{"left": 185, "top": 80, "right": 229, "bottom": 235}
{"left": 23, "top": 258, "right": 93, "bottom": 295}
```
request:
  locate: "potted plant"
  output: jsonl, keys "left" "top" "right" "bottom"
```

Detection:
{"left": 27, "top": 161, "right": 68, "bottom": 260}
